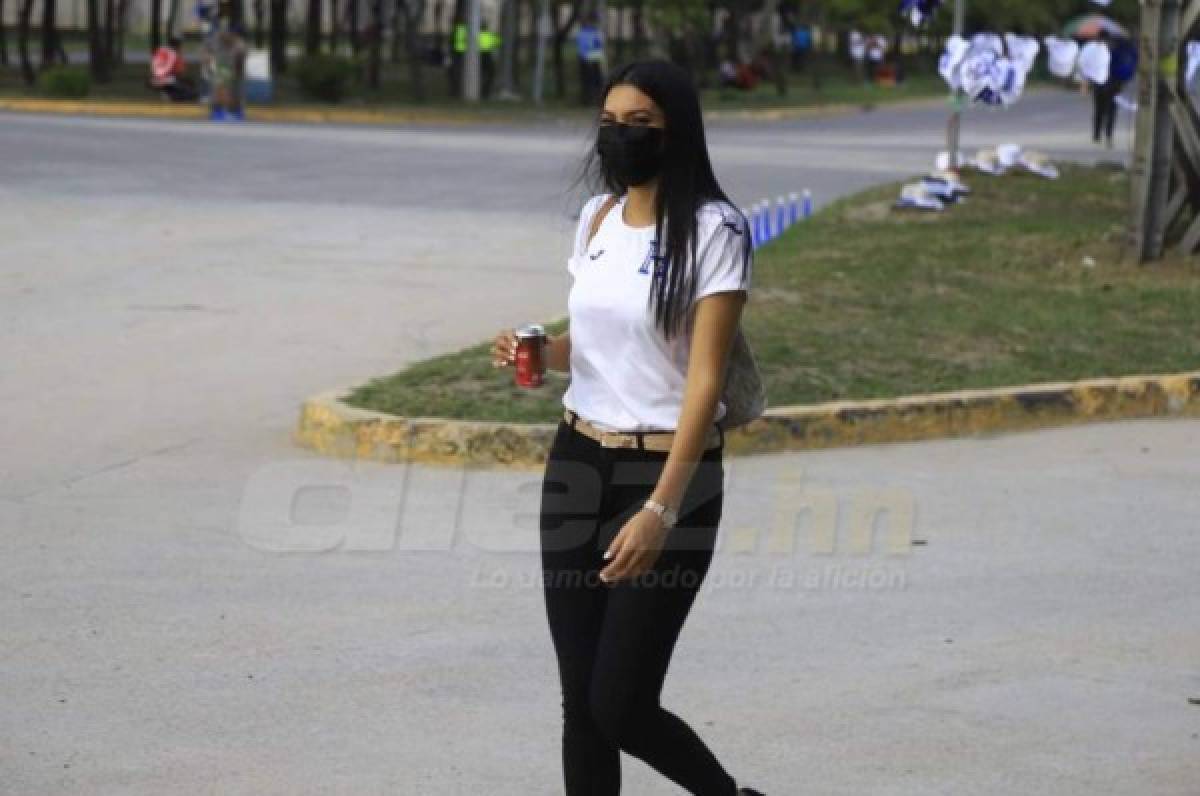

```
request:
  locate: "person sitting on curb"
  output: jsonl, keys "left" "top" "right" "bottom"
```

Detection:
{"left": 149, "top": 35, "right": 199, "bottom": 102}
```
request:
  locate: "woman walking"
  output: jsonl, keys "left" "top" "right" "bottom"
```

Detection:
{"left": 493, "top": 60, "right": 765, "bottom": 796}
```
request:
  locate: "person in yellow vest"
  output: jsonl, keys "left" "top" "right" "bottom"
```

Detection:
{"left": 479, "top": 21, "right": 501, "bottom": 99}
{"left": 448, "top": 16, "right": 500, "bottom": 99}
{"left": 448, "top": 15, "right": 466, "bottom": 97}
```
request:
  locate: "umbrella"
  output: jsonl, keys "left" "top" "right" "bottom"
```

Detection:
{"left": 1062, "top": 14, "right": 1130, "bottom": 40}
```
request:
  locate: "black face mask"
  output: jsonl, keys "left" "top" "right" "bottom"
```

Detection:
{"left": 595, "top": 123, "right": 666, "bottom": 187}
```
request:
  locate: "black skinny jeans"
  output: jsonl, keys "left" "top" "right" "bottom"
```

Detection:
{"left": 539, "top": 419, "right": 738, "bottom": 796}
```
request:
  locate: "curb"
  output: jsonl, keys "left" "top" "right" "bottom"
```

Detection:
{"left": 294, "top": 371, "right": 1200, "bottom": 470}
{"left": 0, "top": 97, "right": 545, "bottom": 127}
{"left": 0, "top": 93, "right": 950, "bottom": 127}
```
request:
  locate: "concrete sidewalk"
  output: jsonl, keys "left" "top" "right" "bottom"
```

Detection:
{"left": 4, "top": 417, "right": 1198, "bottom": 794}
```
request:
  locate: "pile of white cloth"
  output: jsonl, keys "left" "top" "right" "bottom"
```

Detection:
{"left": 971, "top": 144, "right": 1060, "bottom": 179}
{"left": 894, "top": 166, "right": 970, "bottom": 213}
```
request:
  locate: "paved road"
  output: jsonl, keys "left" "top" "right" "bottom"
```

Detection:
{"left": 5, "top": 96, "right": 1196, "bottom": 795}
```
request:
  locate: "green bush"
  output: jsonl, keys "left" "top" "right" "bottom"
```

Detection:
{"left": 38, "top": 66, "right": 91, "bottom": 99}
{"left": 294, "top": 54, "right": 358, "bottom": 102}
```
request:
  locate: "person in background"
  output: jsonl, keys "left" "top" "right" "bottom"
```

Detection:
{"left": 848, "top": 29, "right": 866, "bottom": 82}
{"left": 449, "top": 12, "right": 466, "bottom": 98}
{"left": 1090, "top": 30, "right": 1121, "bottom": 149}
{"left": 149, "top": 35, "right": 199, "bottom": 102}
{"left": 866, "top": 34, "right": 886, "bottom": 83}
{"left": 576, "top": 12, "right": 606, "bottom": 106}
{"left": 203, "top": 2, "right": 248, "bottom": 120}
{"left": 479, "top": 20, "right": 500, "bottom": 99}
{"left": 790, "top": 22, "right": 812, "bottom": 72}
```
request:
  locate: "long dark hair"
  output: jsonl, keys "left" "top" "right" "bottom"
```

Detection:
{"left": 575, "top": 59, "right": 753, "bottom": 342}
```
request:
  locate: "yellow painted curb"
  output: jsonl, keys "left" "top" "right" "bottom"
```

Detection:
{"left": 0, "top": 97, "right": 540, "bottom": 126}
{"left": 0, "top": 90, "right": 959, "bottom": 127}
{"left": 294, "top": 371, "right": 1200, "bottom": 470}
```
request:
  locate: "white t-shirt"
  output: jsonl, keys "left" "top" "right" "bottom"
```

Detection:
{"left": 562, "top": 193, "right": 753, "bottom": 432}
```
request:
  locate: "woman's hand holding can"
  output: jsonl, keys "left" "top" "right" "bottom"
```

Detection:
{"left": 491, "top": 328, "right": 517, "bottom": 368}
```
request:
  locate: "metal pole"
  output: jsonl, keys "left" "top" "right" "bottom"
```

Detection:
{"left": 497, "top": 0, "right": 518, "bottom": 99}
{"left": 946, "top": 0, "right": 965, "bottom": 170}
{"left": 463, "top": 0, "right": 481, "bottom": 101}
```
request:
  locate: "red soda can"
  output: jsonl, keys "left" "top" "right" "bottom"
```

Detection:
{"left": 514, "top": 324, "right": 546, "bottom": 388}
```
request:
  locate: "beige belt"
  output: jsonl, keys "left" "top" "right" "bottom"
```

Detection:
{"left": 563, "top": 409, "right": 723, "bottom": 452}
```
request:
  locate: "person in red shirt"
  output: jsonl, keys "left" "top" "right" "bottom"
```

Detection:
{"left": 149, "top": 36, "right": 199, "bottom": 102}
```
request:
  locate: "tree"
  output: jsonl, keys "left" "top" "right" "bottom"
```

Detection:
{"left": 306, "top": 0, "right": 323, "bottom": 53}
{"left": 0, "top": 0, "right": 8, "bottom": 66}
{"left": 270, "top": 0, "right": 289, "bottom": 73}
{"left": 397, "top": 0, "right": 428, "bottom": 99}
{"left": 16, "top": 0, "right": 34, "bottom": 84}
{"left": 41, "top": 0, "right": 66, "bottom": 67}
{"left": 551, "top": 0, "right": 581, "bottom": 99}
{"left": 150, "top": 0, "right": 163, "bottom": 49}
{"left": 366, "top": 0, "right": 384, "bottom": 85}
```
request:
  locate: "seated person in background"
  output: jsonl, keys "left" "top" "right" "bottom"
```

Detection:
{"left": 150, "top": 36, "right": 199, "bottom": 101}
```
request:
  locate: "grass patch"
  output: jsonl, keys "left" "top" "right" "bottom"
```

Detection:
{"left": 344, "top": 163, "right": 1200, "bottom": 422}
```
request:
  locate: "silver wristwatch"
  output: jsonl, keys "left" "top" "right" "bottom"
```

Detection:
{"left": 642, "top": 498, "right": 678, "bottom": 528}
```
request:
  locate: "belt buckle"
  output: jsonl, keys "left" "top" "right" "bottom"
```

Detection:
{"left": 601, "top": 432, "right": 633, "bottom": 449}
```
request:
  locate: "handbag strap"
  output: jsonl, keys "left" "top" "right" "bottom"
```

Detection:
{"left": 586, "top": 194, "right": 620, "bottom": 249}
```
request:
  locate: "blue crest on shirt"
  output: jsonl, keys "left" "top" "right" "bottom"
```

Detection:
{"left": 638, "top": 239, "right": 666, "bottom": 276}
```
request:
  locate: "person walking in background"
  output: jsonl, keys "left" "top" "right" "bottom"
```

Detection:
{"left": 1089, "top": 30, "right": 1121, "bottom": 149}
{"left": 576, "top": 12, "right": 606, "bottom": 106}
{"left": 492, "top": 59, "right": 766, "bottom": 796}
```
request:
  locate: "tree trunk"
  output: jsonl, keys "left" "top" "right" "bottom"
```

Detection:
{"left": 40, "top": 0, "right": 59, "bottom": 67}
{"left": 253, "top": 0, "right": 265, "bottom": 47}
{"left": 85, "top": 0, "right": 109, "bottom": 80}
{"left": 150, "top": 0, "right": 162, "bottom": 49}
{"left": 366, "top": 0, "right": 381, "bottom": 85}
{"left": 510, "top": 0, "right": 521, "bottom": 91}
{"left": 401, "top": 0, "right": 426, "bottom": 100}
{"left": 551, "top": 0, "right": 579, "bottom": 100}
{"left": 330, "top": 0, "right": 341, "bottom": 52}
{"left": 631, "top": 0, "right": 644, "bottom": 58}
{"left": 614, "top": 1, "right": 624, "bottom": 63}
{"left": 17, "top": 0, "right": 33, "bottom": 84}
{"left": 390, "top": 0, "right": 402, "bottom": 63}
{"left": 104, "top": 0, "right": 117, "bottom": 67}
{"left": 115, "top": 0, "right": 132, "bottom": 65}
{"left": 270, "top": 0, "right": 288, "bottom": 73}
{"left": 497, "top": 0, "right": 515, "bottom": 95}
{"left": 165, "top": 0, "right": 181, "bottom": 39}
{"left": 0, "top": 0, "right": 8, "bottom": 68}
{"left": 350, "top": 0, "right": 362, "bottom": 55}
{"left": 306, "top": 0, "right": 323, "bottom": 54}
